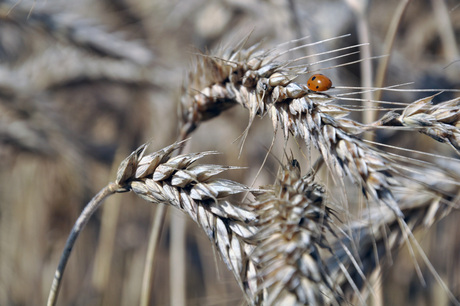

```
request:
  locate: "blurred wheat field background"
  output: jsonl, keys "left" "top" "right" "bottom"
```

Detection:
{"left": 1, "top": 0, "right": 459, "bottom": 305}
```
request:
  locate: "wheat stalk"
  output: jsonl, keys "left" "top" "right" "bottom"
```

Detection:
{"left": 46, "top": 182, "right": 120, "bottom": 306}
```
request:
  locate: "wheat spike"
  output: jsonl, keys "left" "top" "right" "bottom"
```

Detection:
{"left": 47, "top": 139, "right": 259, "bottom": 305}
{"left": 381, "top": 95, "right": 460, "bottom": 154}
{"left": 181, "top": 38, "right": 407, "bottom": 217}
{"left": 329, "top": 175, "right": 460, "bottom": 303}
{"left": 246, "top": 159, "right": 343, "bottom": 305}
{"left": 117, "top": 141, "right": 261, "bottom": 300}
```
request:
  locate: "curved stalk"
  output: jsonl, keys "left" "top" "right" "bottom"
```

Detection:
{"left": 47, "top": 182, "right": 120, "bottom": 306}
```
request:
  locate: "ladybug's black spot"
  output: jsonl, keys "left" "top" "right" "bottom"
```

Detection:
{"left": 311, "top": 76, "right": 317, "bottom": 81}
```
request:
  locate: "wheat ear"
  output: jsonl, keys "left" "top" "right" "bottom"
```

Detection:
{"left": 181, "top": 37, "right": 407, "bottom": 217}
{"left": 247, "top": 159, "right": 343, "bottom": 305}
{"left": 47, "top": 139, "right": 257, "bottom": 305}
{"left": 123, "top": 141, "right": 260, "bottom": 299}
{"left": 329, "top": 177, "right": 460, "bottom": 303}
{"left": 380, "top": 94, "right": 460, "bottom": 155}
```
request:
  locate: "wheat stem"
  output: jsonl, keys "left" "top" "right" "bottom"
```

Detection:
{"left": 46, "top": 182, "right": 119, "bottom": 306}
{"left": 90, "top": 197, "right": 121, "bottom": 296}
{"left": 140, "top": 138, "right": 189, "bottom": 305}
{"left": 170, "top": 210, "right": 187, "bottom": 306}
{"left": 374, "top": 0, "right": 412, "bottom": 102}
{"left": 140, "top": 204, "right": 167, "bottom": 306}
{"left": 431, "top": 0, "right": 459, "bottom": 61}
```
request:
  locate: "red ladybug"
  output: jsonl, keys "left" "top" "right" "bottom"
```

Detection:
{"left": 307, "top": 74, "right": 332, "bottom": 92}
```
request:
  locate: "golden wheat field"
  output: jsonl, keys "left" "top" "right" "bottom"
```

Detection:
{"left": 1, "top": 0, "right": 460, "bottom": 305}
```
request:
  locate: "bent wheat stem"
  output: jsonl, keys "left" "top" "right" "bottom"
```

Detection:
{"left": 46, "top": 182, "right": 120, "bottom": 306}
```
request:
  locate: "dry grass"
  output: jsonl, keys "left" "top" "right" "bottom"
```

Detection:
{"left": 1, "top": 0, "right": 460, "bottom": 305}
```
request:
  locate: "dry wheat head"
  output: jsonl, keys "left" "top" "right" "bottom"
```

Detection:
{"left": 116, "top": 140, "right": 260, "bottom": 300}
{"left": 246, "top": 159, "right": 343, "bottom": 305}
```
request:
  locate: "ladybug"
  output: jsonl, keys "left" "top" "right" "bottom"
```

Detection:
{"left": 307, "top": 74, "right": 332, "bottom": 92}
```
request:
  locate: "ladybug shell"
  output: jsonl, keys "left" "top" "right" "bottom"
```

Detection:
{"left": 307, "top": 74, "right": 332, "bottom": 92}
